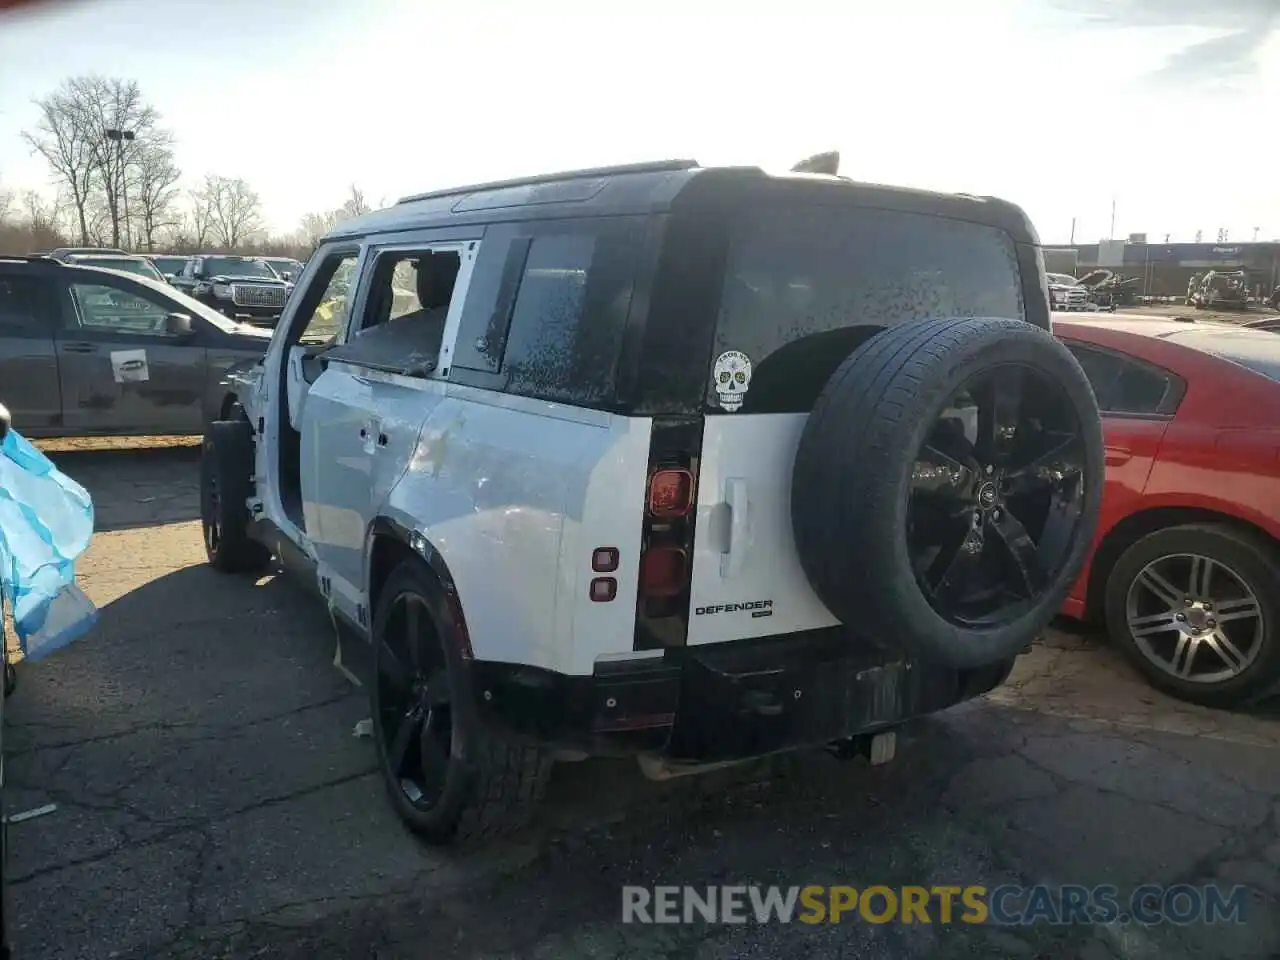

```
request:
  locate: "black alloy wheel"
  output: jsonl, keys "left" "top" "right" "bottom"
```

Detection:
{"left": 370, "top": 560, "right": 552, "bottom": 844}
{"left": 374, "top": 589, "right": 455, "bottom": 814}
{"left": 907, "top": 363, "right": 1087, "bottom": 629}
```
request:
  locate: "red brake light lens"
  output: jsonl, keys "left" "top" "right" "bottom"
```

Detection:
{"left": 639, "top": 547, "right": 688, "bottom": 598}
{"left": 647, "top": 468, "right": 695, "bottom": 518}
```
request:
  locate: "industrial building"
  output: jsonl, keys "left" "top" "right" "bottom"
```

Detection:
{"left": 1042, "top": 240, "right": 1280, "bottom": 301}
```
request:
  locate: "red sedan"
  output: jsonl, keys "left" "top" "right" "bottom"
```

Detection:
{"left": 1054, "top": 314, "right": 1280, "bottom": 707}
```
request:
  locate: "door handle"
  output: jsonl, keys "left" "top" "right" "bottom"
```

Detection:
{"left": 1104, "top": 447, "right": 1132, "bottom": 466}
{"left": 62, "top": 342, "right": 98, "bottom": 354}
{"left": 360, "top": 419, "right": 381, "bottom": 454}
{"left": 720, "top": 477, "right": 750, "bottom": 578}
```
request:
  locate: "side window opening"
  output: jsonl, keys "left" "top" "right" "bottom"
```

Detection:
{"left": 448, "top": 217, "right": 641, "bottom": 405}
{"left": 325, "top": 248, "right": 462, "bottom": 378}
{"left": 500, "top": 235, "right": 596, "bottom": 393}
{"left": 289, "top": 254, "right": 360, "bottom": 346}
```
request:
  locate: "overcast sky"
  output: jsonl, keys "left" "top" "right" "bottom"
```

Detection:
{"left": 1, "top": 0, "right": 1276, "bottom": 243}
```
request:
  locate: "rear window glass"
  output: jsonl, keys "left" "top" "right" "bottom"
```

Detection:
{"left": 710, "top": 204, "right": 1024, "bottom": 412}
{"left": 1166, "top": 328, "right": 1280, "bottom": 383}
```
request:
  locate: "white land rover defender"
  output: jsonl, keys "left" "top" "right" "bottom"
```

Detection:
{"left": 201, "top": 159, "right": 1104, "bottom": 844}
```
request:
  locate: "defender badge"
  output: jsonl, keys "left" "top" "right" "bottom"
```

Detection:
{"left": 712, "top": 350, "right": 752, "bottom": 412}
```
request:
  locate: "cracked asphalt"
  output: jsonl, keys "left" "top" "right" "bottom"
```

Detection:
{"left": 4, "top": 438, "right": 1280, "bottom": 959}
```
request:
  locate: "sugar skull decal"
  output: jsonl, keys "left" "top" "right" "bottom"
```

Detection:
{"left": 712, "top": 350, "right": 752, "bottom": 412}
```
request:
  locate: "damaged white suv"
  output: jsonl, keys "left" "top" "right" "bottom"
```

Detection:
{"left": 201, "top": 159, "right": 1103, "bottom": 844}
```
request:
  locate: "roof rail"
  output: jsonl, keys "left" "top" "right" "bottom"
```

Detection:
{"left": 396, "top": 159, "right": 699, "bottom": 205}
{"left": 0, "top": 254, "right": 59, "bottom": 263}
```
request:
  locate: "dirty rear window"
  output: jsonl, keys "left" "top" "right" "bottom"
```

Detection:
{"left": 710, "top": 204, "right": 1024, "bottom": 413}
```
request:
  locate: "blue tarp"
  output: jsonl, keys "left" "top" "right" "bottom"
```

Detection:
{"left": 0, "top": 428, "right": 98, "bottom": 661}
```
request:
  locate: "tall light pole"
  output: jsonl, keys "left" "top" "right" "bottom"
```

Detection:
{"left": 105, "top": 128, "right": 135, "bottom": 249}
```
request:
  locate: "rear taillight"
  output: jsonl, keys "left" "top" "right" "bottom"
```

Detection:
{"left": 639, "top": 547, "right": 688, "bottom": 598}
{"left": 638, "top": 464, "right": 695, "bottom": 606}
{"left": 633, "top": 421, "right": 703, "bottom": 651}
{"left": 647, "top": 468, "right": 694, "bottom": 518}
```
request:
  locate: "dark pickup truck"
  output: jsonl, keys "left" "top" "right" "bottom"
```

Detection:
{"left": 0, "top": 256, "right": 270, "bottom": 438}
{"left": 172, "top": 255, "right": 293, "bottom": 327}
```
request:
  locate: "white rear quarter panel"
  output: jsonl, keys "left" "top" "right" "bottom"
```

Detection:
{"left": 382, "top": 388, "right": 650, "bottom": 676}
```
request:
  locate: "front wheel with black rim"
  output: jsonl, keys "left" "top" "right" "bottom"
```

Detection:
{"left": 1105, "top": 524, "right": 1280, "bottom": 708}
{"left": 201, "top": 420, "right": 271, "bottom": 574}
{"left": 371, "top": 559, "right": 552, "bottom": 845}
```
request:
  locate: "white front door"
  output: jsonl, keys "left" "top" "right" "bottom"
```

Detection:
{"left": 299, "top": 240, "right": 477, "bottom": 621}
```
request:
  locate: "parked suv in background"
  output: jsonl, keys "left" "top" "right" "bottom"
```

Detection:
{"left": 200, "top": 159, "right": 1104, "bottom": 844}
{"left": 173, "top": 255, "right": 292, "bottom": 327}
{"left": 147, "top": 254, "right": 191, "bottom": 283}
{"left": 1046, "top": 272, "right": 1090, "bottom": 311}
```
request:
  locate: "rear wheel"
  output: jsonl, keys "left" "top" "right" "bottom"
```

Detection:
{"left": 201, "top": 420, "right": 270, "bottom": 573}
{"left": 1106, "top": 524, "right": 1280, "bottom": 708}
{"left": 792, "top": 317, "right": 1103, "bottom": 668}
{"left": 371, "top": 560, "right": 551, "bottom": 844}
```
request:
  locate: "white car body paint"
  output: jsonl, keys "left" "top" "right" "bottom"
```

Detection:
{"left": 245, "top": 235, "right": 655, "bottom": 675}
{"left": 377, "top": 384, "right": 651, "bottom": 674}
{"left": 686, "top": 413, "right": 838, "bottom": 645}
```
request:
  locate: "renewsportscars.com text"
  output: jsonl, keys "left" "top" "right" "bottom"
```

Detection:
{"left": 621, "top": 884, "right": 1248, "bottom": 926}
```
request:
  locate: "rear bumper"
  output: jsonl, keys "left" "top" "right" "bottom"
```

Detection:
{"left": 469, "top": 630, "right": 1013, "bottom": 763}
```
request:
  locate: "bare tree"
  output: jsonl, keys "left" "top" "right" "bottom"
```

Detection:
{"left": 186, "top": 188, "right": 214, "bottom": 249}
{"left": 21, "top": 191, "right": 63, "bottom": 249}
{"left": 22, "top": 76, "right": 170, "bottom": 248}
{"left": 22, "top": 81, "right": 99, "bottom": 243}
{"left": 0, "top": 184, "right": 12, "bottom": 224}
{"left": 339, "top": 184, "right": 371, "bottom": 219}
{"left": 76, "top": 76, "right": 159, "bottom": 248}
{"left": 200, "top": 175, "right": 263, "bottom": 248}
{"left": 131, "top": 136, "right": 181, "bottom": 251}
{"left": 296, "top": 184, "right": 374, "bottom": 249}
{"left": 297, "top": 209, "right": 339, "bottom": 248}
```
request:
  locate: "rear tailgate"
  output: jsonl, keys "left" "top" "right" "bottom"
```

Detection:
{"left": 682, "top": 201, "right": 1027, "bottom": 645}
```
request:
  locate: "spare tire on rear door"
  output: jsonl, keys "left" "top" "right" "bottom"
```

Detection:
{"left": 791, "top": 316, "right": 1103, "bottom": 669}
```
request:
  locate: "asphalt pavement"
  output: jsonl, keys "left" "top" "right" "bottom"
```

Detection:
{"left": 4, "top": 439, "right": 1279, "bottom": 960}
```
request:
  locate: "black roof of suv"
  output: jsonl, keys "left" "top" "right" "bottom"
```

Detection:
{"left": 318, "top": 159, "right": 1051, "bottom": 417}
{"left": 336, "top": 159, "right": 1042, "bottom": 251}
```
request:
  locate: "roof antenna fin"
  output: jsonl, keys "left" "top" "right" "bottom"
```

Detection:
{"left": 790, "top": 151, "right": 840, "bottom": 175}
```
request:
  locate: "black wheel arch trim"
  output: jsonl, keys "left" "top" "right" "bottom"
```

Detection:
{"left": 365, "top": 516, "right": 473, "bottom": 659}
